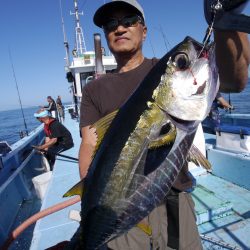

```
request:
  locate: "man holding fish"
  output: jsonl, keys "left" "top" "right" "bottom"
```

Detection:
{"left": 77, "top": 0, "right": 250, "bottom": 249}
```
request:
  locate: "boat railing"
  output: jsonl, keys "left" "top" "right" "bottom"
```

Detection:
{"left": 0, "top": 124, "right": 45, "bottom": 185}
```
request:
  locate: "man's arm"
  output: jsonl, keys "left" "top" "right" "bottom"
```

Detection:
{"left": 43, "top": 102, "right": 53, "bottom": 111}
{"left": 78, "top": 126, "right": 97, "bottom": 179}
{"left": 217, "top": 95, "right": 233, "bottom": 109}
{"left": 214, "top": 31, "right": 250, "bottom": 93}
{"left": 34, "top": 137, "right": 57, "bottom": 150}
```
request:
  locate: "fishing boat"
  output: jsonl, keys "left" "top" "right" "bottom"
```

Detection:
{"left": 1, "top": 1, "right": 250, "bottom": 250}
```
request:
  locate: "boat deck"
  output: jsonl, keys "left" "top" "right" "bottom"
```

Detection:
{"left": 29, "top": 113, "right": 250, "bottom": 250}
{"left": 195, "top": 174, "right": 250, "bottom": 249}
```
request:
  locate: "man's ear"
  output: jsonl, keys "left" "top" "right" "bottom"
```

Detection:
{"left": 143, "top": 26, "right": 147, "bottom": 41}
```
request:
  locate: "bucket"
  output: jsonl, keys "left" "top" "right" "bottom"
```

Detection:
{"left": 32, "top": 171, "right": 52, "bottom": 200}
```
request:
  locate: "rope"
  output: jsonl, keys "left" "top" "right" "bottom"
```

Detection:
{"left": 1, "top": 196, "right": 81, "bottom": 250}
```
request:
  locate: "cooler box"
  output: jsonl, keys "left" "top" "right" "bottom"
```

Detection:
{"left": 215, "top": 125, "right": 250, "bottom": 153}
{"left": 32, "top": 171, "right": 52, "bottom": 200}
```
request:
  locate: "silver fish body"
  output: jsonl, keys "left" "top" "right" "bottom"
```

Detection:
{"left": 71, "top": 36, "right": 219, "bottom": 250}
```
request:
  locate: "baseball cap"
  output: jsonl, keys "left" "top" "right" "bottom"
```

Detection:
{"left": 34, "top": 110, "right": 49, "bottom": 118}
{"left": 93, "top": 0, "right": 145, "bottom": 28}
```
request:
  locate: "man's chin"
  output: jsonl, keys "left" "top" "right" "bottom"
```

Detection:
{"left": 112, "top": 48, "right": 137, "bottom": 57}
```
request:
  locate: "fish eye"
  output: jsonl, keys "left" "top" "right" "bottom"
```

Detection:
{"left": 173, "top": 53, "right": 190, "bottom": 70}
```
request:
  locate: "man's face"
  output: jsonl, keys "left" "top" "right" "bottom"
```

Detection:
{"left": 104, "top": 9, "right": 147, "bottom": 57}
{"left": 37, "top": 117, "right": 43, "bottom": 123}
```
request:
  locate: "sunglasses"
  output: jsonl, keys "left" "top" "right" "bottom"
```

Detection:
{"left": 103, "top": 15, "right": 144, "bottom": 32}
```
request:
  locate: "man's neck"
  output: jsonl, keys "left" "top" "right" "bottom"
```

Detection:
{"left": 44, "top": 117, "right": 54, "bottom": 125}
{"left": 115, "top": 52, "right": 145, "bottom": 73}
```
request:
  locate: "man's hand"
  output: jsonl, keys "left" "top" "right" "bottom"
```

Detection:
{"left": 204, "top": 0, "right": 248, "bottom": 25}
{"left": 32, "top": 145, "right": 45, "bottom": 154}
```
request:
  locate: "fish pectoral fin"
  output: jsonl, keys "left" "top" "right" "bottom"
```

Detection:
{"left": 188, "top": 144, "right": 212, "bottom": 171}
{"left": 63, "top": 179, "right": 85, "bottom": 198}
{"left": 148, "top": 124, "right": 176, "bottom": 149}
{"left": 91, "top": 110, "right": 119, "bottom": 155}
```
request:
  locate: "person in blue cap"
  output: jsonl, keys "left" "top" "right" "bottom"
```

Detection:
{"left": 33, "top": 109, "right": 74, "bottom": 170}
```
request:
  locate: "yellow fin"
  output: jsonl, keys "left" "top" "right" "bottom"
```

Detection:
{"left": 63, "top": 180, "right": 84, "bottom": 198}
{"left": 91, "top": 110, "right": 118, "bottom": 154}
{"left": 188, "top": 144, "right": 212, "bottom": 171}
{"left": 136, "top": 222, "right": 152, "bottom": 236}
{"left": 64, "top": 111, "right": 118, "bottom": 198}
{"left": 148, "top": 124, "right": 176, "bottom": 149}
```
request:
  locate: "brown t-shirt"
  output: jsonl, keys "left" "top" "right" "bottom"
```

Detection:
{"left": 80, "top": 58, "right": 158, "bottom": 127}
{"left": 80, "top": 58, "right": 192, "bottom": 191}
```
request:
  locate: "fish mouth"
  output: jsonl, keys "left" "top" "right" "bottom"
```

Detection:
{"left": 167, "top": 114, "right": 197, "bottom": 132}
{"left": 191, "top": 81, "right": 207, "bottom": 96}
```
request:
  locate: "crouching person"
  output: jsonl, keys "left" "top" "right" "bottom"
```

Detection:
{"left": 33, "top": 109, "right": 74, "bottom": 170}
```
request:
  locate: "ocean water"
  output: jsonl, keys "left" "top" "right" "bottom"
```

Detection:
{"left": 0, "top": 80, "right": 249, "bottom": 145}
{"left": 0, "top": 106, "right": 41, "bottom": 145}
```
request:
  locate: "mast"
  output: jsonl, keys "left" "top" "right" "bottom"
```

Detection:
{"left": 70, "top": 0, "right": 86, "bottom": 56}
{"left": 59, "top": 0, "right": 70, "bottom": 68}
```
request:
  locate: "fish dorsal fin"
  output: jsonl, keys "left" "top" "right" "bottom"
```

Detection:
{"left": 148, "top": 123, "right": 176, "bottom": 149}
{"left": 188, "top": 144, "right": 212, "bottom": 171}
{"left": 63, "top": 179, "right": 84, "bottom": 198}
{"left": 91, "top": 110, "right": 118, "bottom": 154}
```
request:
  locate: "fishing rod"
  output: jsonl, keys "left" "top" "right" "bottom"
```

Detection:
{"left": 8, "top": 47, "right": 29, "bottom": 136}
{"left": 33, "top": 147, "right": 78, "bottom": 162}
{"left": 148, "top": 36, "right": 156, "bottom": 57}
{"left": 159, "top": 25, "right": 171, "bottom": 52}
{"left": 228, "top": 93, "right": 232, "bottom": 114}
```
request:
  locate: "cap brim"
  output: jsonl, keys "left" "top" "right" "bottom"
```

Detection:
{"left": 34, "top": 110, "right": 49, "bottom": 118}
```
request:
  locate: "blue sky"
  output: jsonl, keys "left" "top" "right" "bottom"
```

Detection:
{"left": 0, "top": 1, "right": 249, "bottom": 111}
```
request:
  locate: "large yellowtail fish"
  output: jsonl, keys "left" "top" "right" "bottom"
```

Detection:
{"left": 65, "top": 36, "right": 219, "bottom": 249}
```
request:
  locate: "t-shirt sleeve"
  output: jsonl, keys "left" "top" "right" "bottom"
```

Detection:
{"left": 80, "top": 85, "right": 101, "bottom": 128}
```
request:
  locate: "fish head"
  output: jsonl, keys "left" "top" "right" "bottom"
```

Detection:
{"left": 154, "top": 36, "right": 219, "bottom": 128}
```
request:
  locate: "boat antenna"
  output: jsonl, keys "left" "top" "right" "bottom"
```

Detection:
{"left": 59, "top": 0, "right": 70, "bottom": 67}
{"left": 70, "top": 0, "right": 87, "bottom": 56}
{"left": 8, "top": 47, "right": 28, "bottom": 136}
